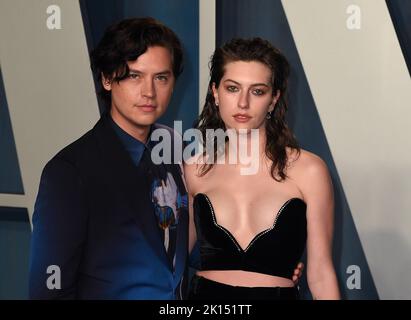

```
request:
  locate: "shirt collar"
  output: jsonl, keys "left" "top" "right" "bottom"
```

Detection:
{"left": 109, "top": 116, "right": 154, "bottom": 166}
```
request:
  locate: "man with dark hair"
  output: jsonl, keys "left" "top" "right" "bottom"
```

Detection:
{"left": 29, "top": 17, "right": 188, "bottom": 299}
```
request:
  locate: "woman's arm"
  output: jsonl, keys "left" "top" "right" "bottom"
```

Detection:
{"left": 182, "top": 161, "right": 198, "bottom": 254}
{"left": 299, "top": 153, "right": 341, "bottom": 299}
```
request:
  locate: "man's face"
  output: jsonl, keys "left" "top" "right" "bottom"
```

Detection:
{"left": 103, "top": 46, "right": 175, "bottom": 140}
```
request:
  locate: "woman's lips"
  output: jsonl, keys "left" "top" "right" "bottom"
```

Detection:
{"left": 233, "top": 114, "right": 251, "bottom": 123}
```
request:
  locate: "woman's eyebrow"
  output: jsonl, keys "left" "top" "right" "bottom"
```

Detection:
{"left": 223, "top": 79, "right": 270, "bottom": 87}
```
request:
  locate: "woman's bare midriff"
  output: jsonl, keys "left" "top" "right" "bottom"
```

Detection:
{"left": 196, "top": 270, "right": 294, "bottom": 287}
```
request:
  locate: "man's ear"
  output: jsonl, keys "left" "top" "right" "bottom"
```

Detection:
{"left": 101, "top": 73, "right": 112, "bottom": 91}
{"left": 269, "top": 89, "right": 281, "bottom": 112}
{"left": 212, "top": 83, "right": 219, "bottom": 106}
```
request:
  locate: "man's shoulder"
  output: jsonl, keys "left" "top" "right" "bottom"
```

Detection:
{"left": 57, "top": 128, "right": 97, "bottom": 159}
{"left": 47, "top": 121, "right": 102, "bottom": 170}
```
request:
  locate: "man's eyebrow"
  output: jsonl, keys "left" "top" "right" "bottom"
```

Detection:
{"left": 128, "top": 69, "right": 172, "bottom": 75}
{"left": 155, "top": 70, "right": 172, "bottom": 75}
{"left": 223, "top": 79, "right": 270, "bottom": 87}
{"left": 128, "top": 69, "right": 142, "bottom": 73}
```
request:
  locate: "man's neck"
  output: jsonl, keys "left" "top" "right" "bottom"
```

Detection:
{"left": 110, "top": 110, "right": 151, "bottom": 143}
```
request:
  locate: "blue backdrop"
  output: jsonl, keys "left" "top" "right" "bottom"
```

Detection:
{"left": 1, "top": 0, "right": 411, "bottom": 299}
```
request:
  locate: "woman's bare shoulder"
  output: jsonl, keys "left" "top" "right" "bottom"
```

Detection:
{"left": 287, "top": 148, "right": 331, "bottom": 189}
{"left": 288, "top": 147, "right": 327, "bottom": 171}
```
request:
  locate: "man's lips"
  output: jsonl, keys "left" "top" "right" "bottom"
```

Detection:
{"left": 137, "top": 104, "right": 157, "bottom": 112}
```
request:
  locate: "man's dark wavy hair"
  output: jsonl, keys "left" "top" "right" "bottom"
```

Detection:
{"left": 90, "top": 17, "right": 183, "bottom": 109}
{"left": 195, "top": 37, "right": 300, "bottom": 181}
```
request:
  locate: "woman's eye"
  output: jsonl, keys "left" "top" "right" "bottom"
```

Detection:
{"left": 227, "top": 86, "right": 238, "bottom": 92}
{"left": 252, "top": 88, "right": 265, "bottom": 96}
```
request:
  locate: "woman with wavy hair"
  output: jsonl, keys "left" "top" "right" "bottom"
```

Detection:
{"left": 184, "top": 38, "right": 340, "bottom": 300}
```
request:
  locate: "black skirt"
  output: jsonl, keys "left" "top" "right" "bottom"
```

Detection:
{"left": 187, "top": 275, "right": 299, "bottom": 300}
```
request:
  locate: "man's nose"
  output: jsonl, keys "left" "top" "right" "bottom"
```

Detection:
{"left": 141, "top": 78, "right": 155, "bottom": 98}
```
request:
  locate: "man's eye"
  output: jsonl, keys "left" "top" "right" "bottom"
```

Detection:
{"left": 156, "top": 75, "right": 168, "bottom": 81}
{"left": 128, "top": 73, "right": 140, "bottom": 80}
{"left": 227, "top": 86, "right": 238, "bottom": 92}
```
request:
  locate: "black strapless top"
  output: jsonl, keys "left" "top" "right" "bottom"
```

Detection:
{"left": 193, "top": 193, "right": 307, "bottom": 279}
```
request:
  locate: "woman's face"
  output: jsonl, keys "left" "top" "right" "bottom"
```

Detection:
{"left": 212, "top": 60, "right": 280, "bottom": 132}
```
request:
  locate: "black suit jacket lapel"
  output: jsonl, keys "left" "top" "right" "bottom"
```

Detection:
{"left": 92, "top": 116, "right": 170, "bottom": 268}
